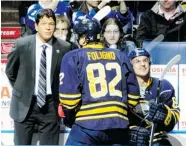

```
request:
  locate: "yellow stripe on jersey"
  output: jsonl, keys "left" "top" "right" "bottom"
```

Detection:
{"left": 76, "top": 113, "right": 128, "bottom": 121}
{"left": 83, "top": 43, "right": 104, "bottom": 49}
{"left": 171, "top": 111, "right": 178, "bottom": 124}
{"left": 146, "top": 78, "right": 152, "bottom": 88}
{"left": 59, "top": 98, "right": 81, "bottom": 106}
{"left": 171, "top": 110, "right": 180, "bottom": 122}
{"left": 128, "top": 100, "right": 138, "bottom": 106}
{"left": 62, "top": 103, "right": 78, "bottom": 109}
{"left": 128, "top": 94, "right": 140, "bottom": 99}
{"left": 80, "top": 101, "right": 127, "bottom": 109}
{"left": 76, "top": 106, "right": 127, "bottom": 117}
{"left": 164, "top": 104, "right": 172, "bottom": 126}
{"left": 174, "top": 110, "right": 180, "bottom": 120}
{"left": 59, "top": 93, "right": 81, "bottom": 98}
{"left": 139, "top": 100, "right": 148, "bottom": 103}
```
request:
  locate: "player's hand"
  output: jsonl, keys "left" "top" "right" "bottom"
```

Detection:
{"left": 146, "top": 100, "right": 172, "bottom": 126}
{"left": 129, "top": 126, "right": 150, "bottom": 145}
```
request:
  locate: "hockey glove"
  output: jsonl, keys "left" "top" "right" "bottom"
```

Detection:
{"left": 146, "top": 100, "right": 172, "bottom": 126}
{"left": 129, "top": 126, "right": 150, "bottom": 145}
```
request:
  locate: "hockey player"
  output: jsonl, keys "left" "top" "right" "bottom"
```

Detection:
{"left": 59, "top": 17, "right": 140, "bottom": 145}
{"left": 128, "top": 48, "right": 180, "bottom": 146}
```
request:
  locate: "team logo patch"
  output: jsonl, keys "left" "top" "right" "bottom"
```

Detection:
{"left": 82, "top": 19, "right": 88, "bottom": 24}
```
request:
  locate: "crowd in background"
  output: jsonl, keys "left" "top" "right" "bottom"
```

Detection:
{"left": 18, "top": 0, "right": 186, "bottom": 52}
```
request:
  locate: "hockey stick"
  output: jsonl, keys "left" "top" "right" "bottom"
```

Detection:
{"left": 145, "top": 34, "right": 164, "bottom": 52}
{"left": 149, "top": 54, "right": 181, "bottom": 146}
{"left": 93, "top": 6, "right": 111, "bottom": 21}
{"left": 160, "top": 55, "right": 181, "bottom": 80}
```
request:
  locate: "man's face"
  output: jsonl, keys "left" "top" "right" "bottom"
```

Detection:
{"left": 159, "top": 0, "right": 177, "bottom": 12}
{"left": 35, "top": 16, "right": 55, "bottom": 42}
{"left": 131, "top": 56, "right": 150, "bottom": 78}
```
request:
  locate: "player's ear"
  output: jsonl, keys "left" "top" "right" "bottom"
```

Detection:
{"left": 35, "top": 22, "right": 38, "bottom": 32}
{"left": 79, "top": 36, "right": 87, "bottom": 46}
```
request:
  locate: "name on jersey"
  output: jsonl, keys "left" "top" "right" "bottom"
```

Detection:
{"left": 87, "top": 51, "right": 116, "bottom": 60}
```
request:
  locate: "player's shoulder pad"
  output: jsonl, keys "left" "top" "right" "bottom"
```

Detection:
{"left": 63, "top": 49, "right": 80, "bottom": 61}
{"left": 161, "top": 79, "right": 174, "bottom": 89}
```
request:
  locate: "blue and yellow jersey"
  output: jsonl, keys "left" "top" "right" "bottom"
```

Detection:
{"left": 59, "top": 44, "right": 140, "bottom": 130}
{"left": 72, "top": 6, "right": 131, "bottom": 27}
{"left": 128, "top": 77, "right": 180, "bottom": 142}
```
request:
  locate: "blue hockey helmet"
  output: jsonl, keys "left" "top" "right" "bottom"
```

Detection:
{"left": 129, "top": 48, "right": 150, "bottom": 60}
{"left": 73, "top": 18, "right": 101, "bottom": 42}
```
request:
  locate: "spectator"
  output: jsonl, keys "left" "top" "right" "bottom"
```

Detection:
{"left": 59, "top": 17, "right": 140, "bottom": 145}
{"left": 78, "top": 0, "right": 100, "bottom": 14}
{"left": 5, "top": 9, "right": 71, "bottom": 145}
{"left": 99, "top": 0, "right": 132, "bottom": 28}
{"left": 54, "top": 15, "right": 71, "bottom": 41}
{"left": 135, "top": 1, "right": 156, "bottom": 25}
{"left": 68, "top": 0, "right": 82, "bottom": 12}
{"left": 73, "top": 0, "right": 131, "bottom": 28}
{"left": 26, "top": 0, "right": 72, "bottom": 35}
{"left": 136, "top": 0, "right": 186, "bottom": 42}
{"left": 18, "top": 1, "right": 36, "bottom": 36}
{"left": 128, "top": 48, "right": 180, "bottom": 146}
{"left": 102, "top": 18, "right": 136, "bottom": 55}
{"left": 54, "top": 15, "right": 78, "bottom": 49}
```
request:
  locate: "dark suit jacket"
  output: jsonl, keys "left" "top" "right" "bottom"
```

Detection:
{"left": 5, "top": 34, "right": 71, "bottom": 122}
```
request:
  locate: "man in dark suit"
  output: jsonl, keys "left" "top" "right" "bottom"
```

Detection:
{"left": 5, "top": 8, "right": 71, "bottom": 145}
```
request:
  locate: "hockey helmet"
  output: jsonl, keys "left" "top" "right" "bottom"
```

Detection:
{"left": 73, "top": 18, "right": 101, "bottom": 42}
{"left": 129, "top": 48, "right": 150, "bottom": 60}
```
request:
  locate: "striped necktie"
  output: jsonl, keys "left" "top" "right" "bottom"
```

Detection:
{"left": 37, "top": 44, "right": 47, "bottom": 108}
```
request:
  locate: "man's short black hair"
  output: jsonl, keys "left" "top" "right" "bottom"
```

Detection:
{"left": 35, "top": 8, "right": 56, "bottom": 25}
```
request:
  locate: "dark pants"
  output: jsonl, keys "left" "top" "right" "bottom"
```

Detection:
{"left": 66, "top": 124, "right": 129, "bottom": 145}
{"left": 14, "top": 95, "right": 60, "bottom": 145}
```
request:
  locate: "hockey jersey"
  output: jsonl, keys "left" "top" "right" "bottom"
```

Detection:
{"left": 72, "top": 6, "right": 131, "bottom": 26}
{"left": 26, "top": 1, "right": 72, "bottom": 31}
{"left": 59, "top": 44, "right": 140, "bottom": 130}
{"left": 128, "top": 77, "right": 180, "bottom": 142}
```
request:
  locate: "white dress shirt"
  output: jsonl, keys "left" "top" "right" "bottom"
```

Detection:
{"left": 34, "top": 35, "right": 52, "bottom": 95}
